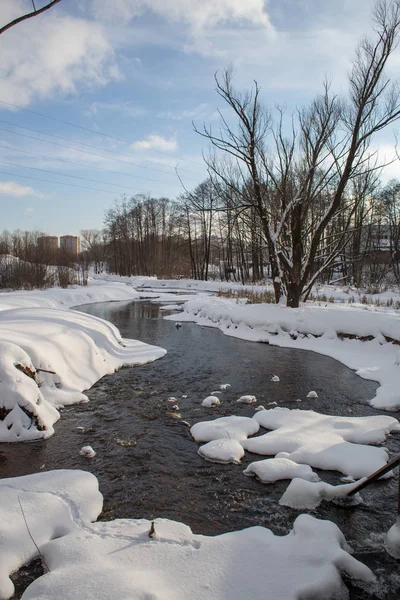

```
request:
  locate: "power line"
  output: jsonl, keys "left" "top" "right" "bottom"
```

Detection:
{"left": 0, "top": 127, "right": 189, "bottom": 187}
{"left": 0, "top": 143, "right": 183, "bottom": 190}
{"left": 0, "top": 118, "right": 204, "bottom": 178}
{"left": 0, "top": 98, "right": 206, "bottom": 168}
{"left": 0, "top": 159, "right": 156, "bottom": 194}
{"left": 0, "top": 170, "right": 134, "bottom": 195}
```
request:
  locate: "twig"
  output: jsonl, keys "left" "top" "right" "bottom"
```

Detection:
{"left": 18, "top": 496, "right": 50, "bottom": 573}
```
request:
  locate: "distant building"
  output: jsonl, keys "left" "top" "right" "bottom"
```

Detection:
{"left": 38, "top": 236, "right": 58, "bottom": 252}
{"left": 60, "top": 235, "right": 80, "bottom": 254}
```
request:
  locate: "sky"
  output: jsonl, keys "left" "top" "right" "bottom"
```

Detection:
{"left": 0, "top": 0, "right": 399, "bottom": 237}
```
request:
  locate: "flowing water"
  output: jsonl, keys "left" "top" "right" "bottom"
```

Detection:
{"left": 2, "top": 299, "right": 400, "bottom": 599}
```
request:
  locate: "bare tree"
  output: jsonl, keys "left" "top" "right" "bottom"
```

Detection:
{"left": 195, "top": 0, "right": 400, "bottom": 307}
{"left": 0, "top": 1, "right": 63, "bottom": 35}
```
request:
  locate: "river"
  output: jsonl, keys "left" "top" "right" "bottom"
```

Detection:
{"left": 2, "top": 299, "right": 400, "bottom": 599}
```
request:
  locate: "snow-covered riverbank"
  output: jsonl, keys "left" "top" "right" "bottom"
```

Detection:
{"left": 0, "top": 283, "right": 166, "bottom": 442}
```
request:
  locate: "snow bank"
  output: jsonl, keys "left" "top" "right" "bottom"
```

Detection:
{"left": 279, "top": 478, "right": 363, "bottom": 510}
{"left": 0, "top": 470, "right": 102, "bottom": 600}
{"left": 243, "top": 408, "right": 400, "bottom": 478}
{"left": 243, "top": 457, "right": 319, "bottom": 483}
{"left": 190, "top": 416, "right": 260, "bottom": 443}
{"left": 0, "top": 286, "right": 166, "bottom": 441}
{"left": 165, "top": 296, "right": 400, "bottom": 410}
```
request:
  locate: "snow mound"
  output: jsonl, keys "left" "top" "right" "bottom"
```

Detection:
{"left": 0, "top": 307, "right": 165, "bottom": 442}
{"left": 202, "top": 395, "right": 220, "bottom": 407}
{"left": 21, "top": 512, "right": 375, "bottom": 600}
{"left": 198, "top": 438, "right": 244, "bottom": 464}
{"left": 385, "top": 517, "right": 400, "bottom": 559}
{"left": 237, "top": 395, "right": 257, "bottom": 404}
{"left": 279, "top": 478, "right": 363, "bottom": 510}
{"left": 190, "top": 415, "right": 260, "bottom": 443}
{"left": 0, "top": 470, "right": 102, "bottom": 600}
{"left": 243, "top": 458, "right": 319, "bottom": 483}
{"left": 307, "top": 390, "right": 318, "bottom": 398}
{"left": 243, "top": 408, "right": 399, "bottom": 478}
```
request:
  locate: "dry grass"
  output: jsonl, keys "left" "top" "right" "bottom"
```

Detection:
{"left": 218, "top": 288, "right": 275, "bottom": 304}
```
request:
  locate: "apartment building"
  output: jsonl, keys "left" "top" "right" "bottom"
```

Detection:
{"left": 60, "top": 235, "right": 81, "bottom": 255}
{"left": 37, "top": 236, "right": 58, "bottom": 252}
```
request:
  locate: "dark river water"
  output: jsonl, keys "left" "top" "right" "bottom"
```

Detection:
{"left": 1, "top": 299, "right": 400, "bottom": 599}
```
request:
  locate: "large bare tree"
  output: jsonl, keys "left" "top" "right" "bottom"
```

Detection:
{"left": 195, "top": 0, "right": 400, "bottom": 307}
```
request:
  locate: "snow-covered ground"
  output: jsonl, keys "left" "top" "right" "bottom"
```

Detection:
{"left": 0, "top": 470, "right": 377, "bottom": 600}
{"left": 0, "top": 282, "right": 166, "bottom": 442}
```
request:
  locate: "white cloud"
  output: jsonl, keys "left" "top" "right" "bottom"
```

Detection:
{"left": 157, "top": 103, "right": 218, "bottom": 121}
{"left": 0, "top": 181, "right": 45, "bottom": 198}
{"left": 0, "top": 0, "right": 121, "bottom": 107}
{"left": 86, "top": 101, "right": 146, "bottom": 118}
{"left": 90, "top": 0, "right": 272, "bottom": 30}
{"left": 24, "top": 207, "right": 34, "bottom": 215}
{"left": 132, "top": 134, "right": 177, "bottom": 151}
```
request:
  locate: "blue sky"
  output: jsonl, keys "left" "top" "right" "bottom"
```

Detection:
{"left": 0, "top": 0, "right": 399, "bottom": 236}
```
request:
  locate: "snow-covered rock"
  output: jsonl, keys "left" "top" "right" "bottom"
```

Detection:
{"left": 306, "top": 390, "right": 318, "bottom": 398}
{"left": 279, "top": 478, "right": 363, "bottom": 510}
{"left": 198, "top": 438, "right": 244, "bottom": 464}
{"left": 237, "top": 395, "right": 257, "bottom": 404}
{"left": 271, "top": 375, "right": 280, "bottom": 382}
{"left": 79, "top": 446, "right": 96, "bottom": 458}
{"left": 243, "top": 408, "right": 400, "bottom": 478}
{"left": 385, "top": 518, "right": 400, "bottom": 559}
{"left": 243, "top": 458, "right": 319, "bottom": 484}
{"left": 202, "top": 395, "right": 220, "bottom": 407}
{"left": 190, "top": 416, "right": 259, "bottom": 443}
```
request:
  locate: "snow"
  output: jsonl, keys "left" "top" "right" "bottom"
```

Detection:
{"left": 198, "top": 438, "right": 245, "bottom": 464}
{"left": 243, "top": 458, "right": 320, "bottom": 483}
{"left": 164, "top": 295, "right": 400, "bottom": 411}
{"left": 243, "top": 408, "right": 400, "bottom": 478}
{"left": 190, "top": 415, "right": 260, "bottom": 443}
{"left": 79, "top": 446, "right": 96, "bottom": 458}
{"left": 0, "top": 285, "right": 166, "bottom": 442}
{"left": 279, "top": 478, "right": 363, "bottom": 510}
{"left": 202, "top": 395, "right": 221, "bottom": 407}
{"left": 306, "top": 390, "right": 318, "bottom": 398}
{"left": 0, "top": 470, "right": 102, "bottom": 600}
{"left": 0, "top": 469, "right": 376, "bottom": 600}
{"left": 385, "top": 517, "right": 400, "bottom": 559}
{"left": 237, "top": 395, "right": 257, "bottom": 404}
{"left": 271, "top": 375, "right": 280, "bottom": 382}
{"left": 220, "top": 383, "right": 231, "bottom": 390}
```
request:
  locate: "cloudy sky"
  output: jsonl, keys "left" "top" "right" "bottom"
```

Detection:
{"left": 0, "top": 0, "right": 398, "bottom": 236}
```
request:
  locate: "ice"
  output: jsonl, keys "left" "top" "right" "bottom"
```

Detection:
{"left": 202, "top": 395, "right": 221, "bottom": 407}
{"left": 198, "top": 438, "right": 244, "bottom": 464}
{"left": 279, "top": 478, "right": 363, "bottom": 510}
{"left": 237, "top": 395, "right": 257, "bottom": 404}
{"left": 307, "top": 390, "right": 318, "bottom": 398}
{"left": 243, "top": 457, "right": 320, "bottom": 483}
{"left": 243, "top": 408, "right": 399, "bottom": 478}
{"left": 385, "top": 517, "right": 400, "bottom": 559}
{"left": 79, "top": 446, "right": 96, "bottom": 458}
{"left": 190, "top": 415, "right": 259, "bottom": 443}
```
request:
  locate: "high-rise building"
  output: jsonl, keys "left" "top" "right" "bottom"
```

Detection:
{"left": 60, "top": 235, "right": 80, "bottom": 254}
{"left": 38, "top": 236, "right": 58, "bottom": 252}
